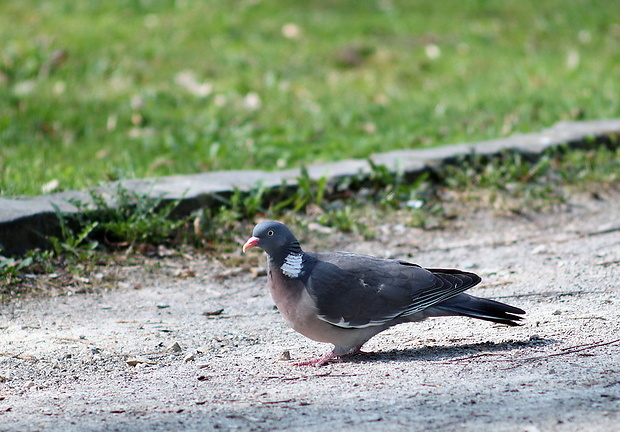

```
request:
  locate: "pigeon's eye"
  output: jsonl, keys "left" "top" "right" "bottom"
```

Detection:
{"left": 267, "top": 230, "right": 274, "bottom": 236}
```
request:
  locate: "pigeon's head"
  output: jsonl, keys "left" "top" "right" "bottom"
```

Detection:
{"left": 242, "top": 221, "right": 301, "bottom": 257}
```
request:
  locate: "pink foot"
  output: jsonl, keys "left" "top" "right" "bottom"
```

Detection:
{"left": 293, "top": 348, "right": 366, "bottom": 367}
{"left": 294, "top": 351, "right": 339, "bottom": 367}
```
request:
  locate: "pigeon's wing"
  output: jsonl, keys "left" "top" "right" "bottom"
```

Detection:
{"left": 303, "top": 252, "right": 480, "bottom": 329}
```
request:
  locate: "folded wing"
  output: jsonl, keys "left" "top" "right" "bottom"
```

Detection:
{"left": 304, "top": 252, "right": 481, "bottom": 329}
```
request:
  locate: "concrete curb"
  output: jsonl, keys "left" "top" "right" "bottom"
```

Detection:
{"left": 2, "top": 119, "right": 620, "bottom": 256}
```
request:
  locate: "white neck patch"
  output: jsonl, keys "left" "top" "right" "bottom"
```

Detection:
{"left": 280, "top": 253, "right": 303, "bottom": 278}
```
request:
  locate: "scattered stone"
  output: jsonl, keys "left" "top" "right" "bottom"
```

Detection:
{"left": 280, "top": 350, "right": 291, "bottom": 361}
{"left": 531, "top": 245, "right": 549, "bottom": 255}
{"left": 480, "top": 268, "right": 499, "bottom": 276}
{"left": 167, "top": 342, "right": 182, "bottom": 353}
{"left": 202, "top": 309, "right": 224, "bottom": 317}
{"left": 552, "top": 310, "right": 562, "bottom": 315}
{"left": 184, "top": 352, "right": 197, "bottom": 362}
{"left": 215, "top": 267, "right": 245, "bottom": 280}
{"left": 74, "top": 276, "right": 91, "bottom": 284}
{"left": 405, "top": 199, "right": 424, "bottom": 209}
{"left": 251, "top": 267, "right": 267, "bottom": 277}
{"left": 126, "top": 357, "right": 156, "bottom": 367}
{"left": 174, "top": 268, "right": 196, "bottom": 278}
{"left": 156, "top": 303, "right": 170, "bottom": 309}
{"left": 307, "top": 222, "right": 333, "bottom": 234}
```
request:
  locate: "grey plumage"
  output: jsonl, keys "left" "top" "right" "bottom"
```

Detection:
{"left": 243, "top": 220, "right": 525, "bottom": 366}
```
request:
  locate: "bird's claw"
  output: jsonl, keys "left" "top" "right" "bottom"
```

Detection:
{"left": 293, "top": 351, "right": 340, "bottom": 367}
{"left": 293, "top": 348, "right": 365, "bottom": 366}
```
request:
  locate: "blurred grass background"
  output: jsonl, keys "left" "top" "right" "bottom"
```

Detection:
{"left": 1, "top": 0, "right": 619, "bottom": 196}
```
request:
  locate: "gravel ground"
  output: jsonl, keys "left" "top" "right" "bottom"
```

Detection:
{"left": 1, "top": 189, "right": 620, "bottom": 432}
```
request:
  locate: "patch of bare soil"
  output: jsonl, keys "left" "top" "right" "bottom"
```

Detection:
{"left": 1, "top": 190, "right": 620, "bottom": 431}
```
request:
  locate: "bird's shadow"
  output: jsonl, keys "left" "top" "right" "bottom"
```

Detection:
{"left": 344, "top": 337, "right": 560, "bottom": 364}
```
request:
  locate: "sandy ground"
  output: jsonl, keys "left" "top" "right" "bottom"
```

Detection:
{"left": 1, "top": 189, "right": 620, "bottom": 432}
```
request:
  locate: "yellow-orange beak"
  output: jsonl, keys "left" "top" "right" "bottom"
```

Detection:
{"left": 242, "top": 236, "right": 260, "bottom": 253}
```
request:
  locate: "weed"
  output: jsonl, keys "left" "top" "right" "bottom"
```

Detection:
{"left": 218, "top": 184, "right": 268, "bottom": 221}
{"left": 0, "top": 249, "right": 56, "bottom": 298}
{"left": 49, "top": 203, "right": 100, "bottom": 257}
{"left": 367, "top": 159, "right": 405, "bottom": 208}
{"left": 34, "top": 186, "right": 188, "bottom": 263}
{"left": 191, "top": 184, "right": 269, "bottom": 247}
{"left": 86, "top": 187, "right": 186, "bottom": 247}
{"left": 318, "top": 206, "right": 375, "bottom": 239}
{"left": 437, "top": 146, "right": 620, "bottom": 212}
{"left": 553, "top": 147, "right": 620, "bottom": 185}
{"left": 406, "top": 202, "right": 451, "bottom": 230}
{"left": 439, "top": 151, "right": 567, "bottom": 212}
{"left": 290, "top": 166, "right": 329, "bottom": 212}
{"left": 0, "top": 256, "right": 33, "bottom": 280}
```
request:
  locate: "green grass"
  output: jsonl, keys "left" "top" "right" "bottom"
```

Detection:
{"left": 1, "top": 0, "right": 619, "bottom": 196}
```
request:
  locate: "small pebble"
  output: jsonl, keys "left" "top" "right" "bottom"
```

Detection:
{"left": 202, "top": 309, "right": 224, "bottom": 317}
{"left": 531, "top": 245, "right": 548, "bottom": 255}
{"left": 126, "top": 357, "right": 155, "bottom": 367}
{"left": 167, "top": 342, "right": 182, "bottom": 352}
{"left": 251, "top": 267, "right": 267, "bottom": 277}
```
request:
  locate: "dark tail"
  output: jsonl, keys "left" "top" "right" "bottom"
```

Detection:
{"left": 435, "top": 293, "right": 525, "bottom": 326}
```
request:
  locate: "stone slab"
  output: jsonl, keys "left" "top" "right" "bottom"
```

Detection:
{"left": 1, "top": 119, "right": 619, "bottom": 256}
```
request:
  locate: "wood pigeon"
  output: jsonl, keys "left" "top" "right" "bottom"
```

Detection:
{"left": 243, "top": 220, "right": 525, "bottom": 366}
